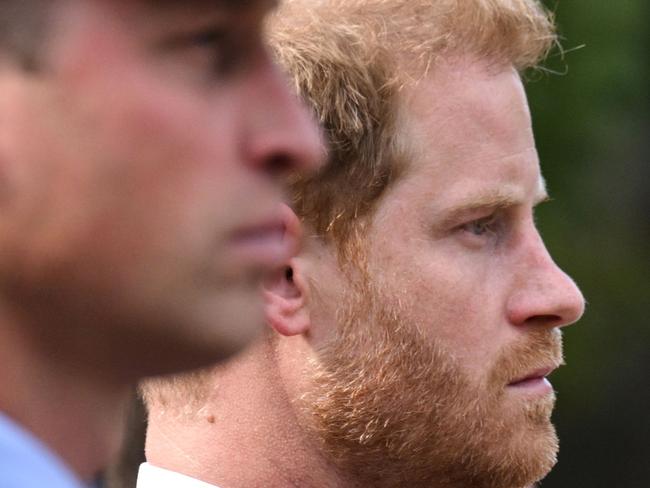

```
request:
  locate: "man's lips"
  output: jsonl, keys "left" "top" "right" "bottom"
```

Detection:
{"left": 506, "top": 364, "right": 561, "bottom": 394}
{"left": 508, "top": 366, "right": 556, "bottom": 386}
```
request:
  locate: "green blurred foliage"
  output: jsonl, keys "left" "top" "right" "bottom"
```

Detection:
{"left": 526, "top": 1, "right": 649, "bottom": 486}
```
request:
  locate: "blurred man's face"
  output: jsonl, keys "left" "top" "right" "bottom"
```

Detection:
{"left": 301, "top": 58, "right": 585, "bottom": 488}
{"left": 0, "top": 0, "right": 322, "bottom": 374}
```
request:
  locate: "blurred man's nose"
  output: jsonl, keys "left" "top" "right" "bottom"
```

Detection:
{"left": 507, "top": 231, "right": 585, "bottom": 329}
{"left": 241, "top": 57, "right": 324, "bottom": 176}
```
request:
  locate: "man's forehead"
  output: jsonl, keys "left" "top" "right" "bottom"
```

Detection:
{"left": 145, "top": 0, "right": 276, "bottom": 12}
{"left": 105, "top": 0, "right": 278, "bottom": 37}
{"left": 130, "top": 0, "right": 279, "bottom": 30}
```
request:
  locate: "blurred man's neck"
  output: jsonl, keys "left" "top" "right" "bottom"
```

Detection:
{"left": 0, "top": 315, "right": 131, "bottom": 483}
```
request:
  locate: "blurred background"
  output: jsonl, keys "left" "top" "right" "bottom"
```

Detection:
{"left": 529, "top": 0, "right": 649, "bottom": 486}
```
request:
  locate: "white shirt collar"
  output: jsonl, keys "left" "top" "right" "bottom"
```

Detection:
{"left": 137, "top": 462, "right": 221, "bottom": 488}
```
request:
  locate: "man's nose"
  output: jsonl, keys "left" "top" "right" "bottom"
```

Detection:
{"left": 506, "top": 231, "right": 585, "bottom": 329}
{"left": 241, "top": 57, "right": 325, "bottom": 176}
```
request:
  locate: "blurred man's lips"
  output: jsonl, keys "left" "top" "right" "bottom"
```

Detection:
{"left": 230, "top": 219, "right": 293, "bottom": 269}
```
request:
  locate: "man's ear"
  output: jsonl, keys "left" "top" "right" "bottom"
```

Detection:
{"left": 263, "top": 205, "right": 311, "bottom": 337}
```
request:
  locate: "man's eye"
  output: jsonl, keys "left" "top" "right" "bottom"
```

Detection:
{"left": 463, "top": 215, "right": 498, "bottom": 237}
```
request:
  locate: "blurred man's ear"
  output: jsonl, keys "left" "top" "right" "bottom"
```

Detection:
{"left": 263, "top": 206, "right": 311, "bottom": 337}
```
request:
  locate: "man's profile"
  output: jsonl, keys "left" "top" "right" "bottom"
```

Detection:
{"left": 141, "top": 1, "right": 585, "bottom": 487}
{"left": 0, "top": 0, "right": 321, "bottom": 486}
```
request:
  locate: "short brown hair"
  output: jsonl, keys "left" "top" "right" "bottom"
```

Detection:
{"left": 269, "top": 0, "right": 556, "bottom": 256}
{"left": 0, "top": 0, "right": 52, "bottom": 69}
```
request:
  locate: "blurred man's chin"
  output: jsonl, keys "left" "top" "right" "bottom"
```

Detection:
{"left": 157, "top": 290, "right": 265, "bottom": 372}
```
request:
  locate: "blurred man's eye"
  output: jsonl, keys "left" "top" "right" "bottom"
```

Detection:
{"left": 184, "top": 27, "right": 240, "bottom": 75}
{"left": 158, "top": 25, "right": 247, "bottom": 79}
{"left": 186, "top": 27, "right": 227, "bottom": 49}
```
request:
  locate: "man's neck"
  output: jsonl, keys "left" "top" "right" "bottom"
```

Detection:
{"left": 0, "top": 315, "right": 131, "bottom": 483}
{"left": 146, "top": 337, "right": 350, "bottom": 488}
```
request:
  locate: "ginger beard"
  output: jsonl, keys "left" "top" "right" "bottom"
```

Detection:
{"left": 301, "top": 276, "right": 563, "bottom": 488}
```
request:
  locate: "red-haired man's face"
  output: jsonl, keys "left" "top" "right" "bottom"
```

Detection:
{"left": 299, "top": 58, "right": 585, "bottom": 488}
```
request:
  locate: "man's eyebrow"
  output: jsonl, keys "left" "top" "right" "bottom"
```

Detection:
{"left": 437, "top": 180, "right": 550, "bottom": 227}
{"left": 439, "top": 191, "right": 520, "bottom": 226}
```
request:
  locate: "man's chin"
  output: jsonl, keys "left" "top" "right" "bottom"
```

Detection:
{"left": 438, "top": 392, "right": 559, "bottom": 488}
{"left": 479, "top": 415, "right": 559, "bottom": 488}
{"left": 514, "top": 401, "right": 559, "bottom": 480}
{"left": 517, "top": 425, "right": 559, "bottom": 487}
